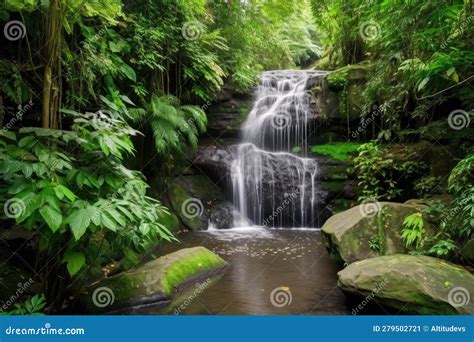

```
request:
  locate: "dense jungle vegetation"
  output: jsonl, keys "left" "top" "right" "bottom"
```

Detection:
{"left": 0, "top": 0, "right": 472, "bottom": 314}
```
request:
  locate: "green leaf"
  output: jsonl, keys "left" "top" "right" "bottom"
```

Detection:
{"left": 100, "top": 212, "right": 117, "bottom": 231}
{"left": 39, "top": 205, "right": 62, "bottom": 232}
{"left": 139, "top": 223, "right": 150, "bottom": 235}
{"left": 63, "top": 251, "right": 85, "bottom": 277}
{"left": 54, "top": 184, "right": 76, "bottom": 202}
{"left": 68, "top": 209, "right": 91, "bottom": 240}
{"left": 417, "top": 77, "right": 430, "bottom": 91}
{"left": 120, "top": 63, "right": 136, "bottom": 82}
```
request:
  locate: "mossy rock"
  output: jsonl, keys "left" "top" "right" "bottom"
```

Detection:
{"left": 338, "top": 254, "right": 474, "bottom": 315}
{"left": 168, "top": 175, "right": 224, "bottom": 231}
{"left": 326, "top": 64, "right": 369, "bottom": 90}
{"left": 311, "top": 142, "right": 361, "bottom": 162}
{"left": 82, "top": 247, "right": 226, "bottom": 311}
{"left": 322, "top": 202, "right": 428, "bottom": 264}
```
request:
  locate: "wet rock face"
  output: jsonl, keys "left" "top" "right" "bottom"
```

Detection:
{"left": 209, "top": 201, "right": 247, "bottom": 229}
{"left": 205, "top": 88, "right": 253, "bottom": 140}
{"left": 193, "top": 143, "right": 334, "bottom": 228}
{"left": 193, "top": 145, "right": 234, "bottom": 188}
{"left": 231, "top": 143, "right": 330, "bottom": 228}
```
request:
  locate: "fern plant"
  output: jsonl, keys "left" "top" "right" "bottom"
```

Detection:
{"left": 401, "top": 213, "right": 425, "bottom": 250}
{"left": 134, "top": 94, "right": 207, "bottom": 155}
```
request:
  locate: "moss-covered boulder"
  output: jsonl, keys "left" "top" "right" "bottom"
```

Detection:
{"left": 168, "top": 175, "right": 224, "bottom": 230}
{"left": 338, "top": 255, "right": 474, "bottom": 315}
{"left": 82, "top": 247, "right": 226, "bottom": 311}
{"left": 321, "top": 202, "right": 426, "bottom": 264}
{"left": 326, "top": 64, "right": 369, "bottom": 90}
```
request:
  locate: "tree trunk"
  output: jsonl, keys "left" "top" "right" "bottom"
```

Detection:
{"left": 41, "top": 0, "right": 63, "bottom": 129}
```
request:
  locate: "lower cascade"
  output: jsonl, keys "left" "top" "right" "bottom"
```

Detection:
{"left": 230, "top": 70, "right": 328, "bottom": 228}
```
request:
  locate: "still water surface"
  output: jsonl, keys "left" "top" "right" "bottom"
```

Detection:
{"left": 129, "top": 228, "right": 351, "bottom": 315}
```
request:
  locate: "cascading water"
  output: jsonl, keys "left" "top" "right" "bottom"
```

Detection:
{"left": 231, "top": 70, "right": 329, "bottom": 228}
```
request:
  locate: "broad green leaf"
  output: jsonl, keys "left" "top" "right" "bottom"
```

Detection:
{"left": 63, "top": 251, "right": 85, "bottom": 277}
{"left": 120, "top": 63, "right": 136, "bottom": 82}
{"left": 39, "top": 205, "right": 62, "bottom": 232}
{"left": 68, "top": 209, "right": 91, "bottom": 240}
{"left": 100, "top": 212, "right": 117, "bottom": 231}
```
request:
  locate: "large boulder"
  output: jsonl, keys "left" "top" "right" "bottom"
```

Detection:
{"left": 321, "top": 202, "right": 425, "bottom": 264}
{"left": 82, "top": 247, "right": 226, "bottom": 311}
{"left": 338, "top": 254, "right": 474, "bottom": 315}
{"left": 167, "top": 175, "right": 224, "bottom": 231}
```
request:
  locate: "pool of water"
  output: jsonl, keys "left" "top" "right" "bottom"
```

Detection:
{"left": 127, "top": 227, "right": 351, "bottom": 315}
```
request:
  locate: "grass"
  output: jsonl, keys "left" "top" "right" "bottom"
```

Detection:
{"left": 310, "top": 142, "right": 362, "bottom": 161}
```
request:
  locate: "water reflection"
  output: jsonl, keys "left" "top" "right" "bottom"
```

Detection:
{"left": 129, "top": 228, "right": 351, "bottom": 315}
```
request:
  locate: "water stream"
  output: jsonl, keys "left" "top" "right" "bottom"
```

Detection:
{"left": 231, "top": 70, "right": 328, "bottom": 227}
{"left": 127, "top": 71, "right": 358, "bottom": 315}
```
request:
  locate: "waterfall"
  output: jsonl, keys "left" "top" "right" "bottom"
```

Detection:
{"left": 230, "top": 70, "right": 328, "bottom": 228}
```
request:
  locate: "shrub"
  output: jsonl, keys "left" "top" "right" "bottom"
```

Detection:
{"left": 0, "top": 110, "right": 175, "bottom": 309}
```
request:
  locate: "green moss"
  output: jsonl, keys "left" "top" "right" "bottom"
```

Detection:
{"left": 169, "top": 184, "right": 203, "bottom": 229}
{"left": 83, "top": 247, "right": 226, "bottom": 310}
{"left": 322, "top": 181, "right": 345, "bottom": 192}
{"left": 291, "top": 146, "right": 302, "bottom": 153}
{"left": 326, "top": 64, "right": 369, "bottom": 90}
{"left": 311, "top": 142, "right": 362, "bottom": 161}
{"left": 161, "top": 249, "right": 225, "bottom": 295}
